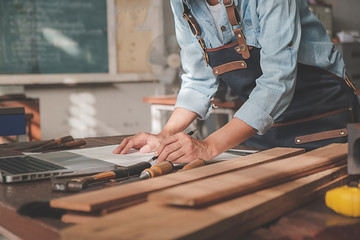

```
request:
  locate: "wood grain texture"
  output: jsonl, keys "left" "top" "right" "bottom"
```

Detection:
{"left": 148, "top": 144, "right": 347, "bottom": 207}
{"left": 60, "top": 166, "right": 348, "bottom": 240}
{"left": 50, "top": 147, "right": 304, "bottom": 212}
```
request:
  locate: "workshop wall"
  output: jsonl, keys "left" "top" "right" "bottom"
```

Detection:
{"left": 22, "top": 2, "right": 173, "bottom": 140}
{"left": 332, "top": 0, "right": 360, "bottom": 32}
{"left": 25, "top": 82, "right": 161, "bottom": 139}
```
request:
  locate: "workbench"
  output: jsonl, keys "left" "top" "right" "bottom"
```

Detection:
{"left": 0, "top": 136, "right": 359, "bottom": 240}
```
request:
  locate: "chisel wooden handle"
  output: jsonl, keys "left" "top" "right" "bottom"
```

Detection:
{"left": 179, "top": 159, "right": 206, "bottom": 172}
{"left": 140, "top": 161, "right": 174, "bottom": 179}
{"left": 62, "top": 139, "right": 87, "bottom": 148}
{"left": 56, "top": 135, "right": 74, "bottom": 144}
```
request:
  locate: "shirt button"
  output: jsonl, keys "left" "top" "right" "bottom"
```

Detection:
{"left": 288, "top": 41, "right": 293, "bottom": 47}
{"left": 221, "top": 26, "right": 226, "bottom": 32}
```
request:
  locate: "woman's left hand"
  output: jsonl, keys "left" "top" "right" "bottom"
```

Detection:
{"left": 154, "top": 132, "right": 213, "bottom": 164}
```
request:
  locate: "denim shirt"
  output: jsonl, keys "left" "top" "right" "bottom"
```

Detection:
{"left": 170, "top": 0, "right": 347, "bottom": 135}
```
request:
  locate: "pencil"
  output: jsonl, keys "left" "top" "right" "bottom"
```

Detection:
{"left": 147, "top": 129, "right": 197, "bottom": 163}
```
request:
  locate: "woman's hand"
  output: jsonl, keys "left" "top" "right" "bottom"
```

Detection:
{"left": 113, "top": 132, "right": 163, "bottom": 154}
{"left": 154, "top": 132, "right": 214, "bottom": 164}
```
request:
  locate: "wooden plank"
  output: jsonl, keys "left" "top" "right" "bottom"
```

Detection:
{"left": 61, "top": 198, "right": 146, "bottom": 224}
{"left": 148, "top": 144, "right": 347, "bottom": 207}
{"left": 210, "top": 174, "right": 349, "bottom": 240}
{"left": 50, "top": 147, "right": 304, "bottom": 212}
{"left": 60, "top": 166, "right": 348, "bottom": 240}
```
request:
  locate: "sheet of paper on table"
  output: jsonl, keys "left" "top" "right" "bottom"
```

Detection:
{"left": 62, "top": 144, "right": 247, "bottom": 167}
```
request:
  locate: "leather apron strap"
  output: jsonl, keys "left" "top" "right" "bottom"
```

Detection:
{"left": 182, "top": 0, "right": 250, "bottom": 63}
{"left": 182, "top": 1, "right": 209, "bottom": 65}
{"left": 222, "top": 0, "right": 250, "bottom": 59}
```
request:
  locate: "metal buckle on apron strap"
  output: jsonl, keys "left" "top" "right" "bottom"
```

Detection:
{"left": 223, "top": 0, "right": 251, "bottom": 59}
{"left": 233, "top": 29, "right": 250, "bottom": 59}
{"left": 223, "top": 0, "right": 234, "bottom": 8}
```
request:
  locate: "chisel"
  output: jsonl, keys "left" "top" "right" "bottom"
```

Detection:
{"left": 140, "top": 158, "right": 206, "bottom": 179}
{"left": 52, "top": 161, "right": 151, "bottom": 192}
{"left": 119, "top": 158, "right": 207, "bottom": 185}
{"left": 139, "top": 161, "right": 174, "bottom": 179}
{"left": 178, "top": 158, "right": 206, "bottom": 172}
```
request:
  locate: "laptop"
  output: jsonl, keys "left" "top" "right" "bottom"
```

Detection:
{"left": 0, "top": 151, "right": 117, "bottom": 183}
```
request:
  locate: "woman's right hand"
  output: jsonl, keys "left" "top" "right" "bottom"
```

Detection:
{"left": 112, "top": 132, "right": 163, "bottom": 155}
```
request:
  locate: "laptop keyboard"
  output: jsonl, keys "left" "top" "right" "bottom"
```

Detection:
{"left": 0, "top": 155, "right": 66, "bottom": 174}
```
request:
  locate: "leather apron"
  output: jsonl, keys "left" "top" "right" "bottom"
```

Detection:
{"left": 182, "top": 0, "right": 359, "bottom": 150}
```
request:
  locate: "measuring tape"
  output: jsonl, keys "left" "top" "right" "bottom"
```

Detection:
{"left": 325, "top": 181, "right": 360, "bottom": 217}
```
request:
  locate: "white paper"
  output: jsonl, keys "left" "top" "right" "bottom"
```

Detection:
{"left": 64, "top": 145, "right": 154, "bottom": 166}
{"left": 62, "top": 144, "right": 243, "bottom": 166}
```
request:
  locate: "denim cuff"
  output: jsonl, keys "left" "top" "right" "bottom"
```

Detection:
{"left": 234, "top": 101, "right": 274, "bottom": 135}
{"left": 175, "top": 88, "right": 212, "bottom": 120}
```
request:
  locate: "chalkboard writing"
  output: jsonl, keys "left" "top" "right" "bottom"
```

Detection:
{"left": 0, "top": 0, "right": 108, "bottom": 74}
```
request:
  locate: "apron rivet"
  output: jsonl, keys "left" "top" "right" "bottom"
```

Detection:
{"left": 340, "top": 131, "right": 345, "bottom": 135}
{"left": 296, "top": 139, "right": 301, "bottom": 143}
{"left": 237, "top": 33, "right": 242, "bottom": 38}
{"left": 214, "top": 69, "right": 219, "bottom": 74}
{"left": 241, "top": 62, "right": 245, "bottom": 67}
{"left": 235, "top": 47, "right": 240, "bottom": 52}
{"left": 240, "top": 45, "right": 246, "bottom": 51}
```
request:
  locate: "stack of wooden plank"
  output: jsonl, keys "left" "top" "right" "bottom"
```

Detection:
{"left": 51, "top": 144, "right": 349, "bottom": 239}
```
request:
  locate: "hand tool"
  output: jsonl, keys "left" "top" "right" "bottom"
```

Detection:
{"left": 28, "top": 135, "right": 87, "bottom": 152}
{"left": 147, "top": 129, "right": 197, "bottom": 163}
{"left": 325, "top": 181, "right": 360, "bottom": 217}
{"left": 140, "top": 158, "right": 206, "bottom": 180}
{"left": 52, "top": 161, "right": 151, "bottom": 192}
{"left": 139, "top": 161, "right": 174, "bottom": 179}
{"left": 178, "top": 158, "right": 206, "bottom": 172}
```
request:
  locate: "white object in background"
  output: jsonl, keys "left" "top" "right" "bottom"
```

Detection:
{"left": 337, "top": 31, "right": 360, "bottom": 43}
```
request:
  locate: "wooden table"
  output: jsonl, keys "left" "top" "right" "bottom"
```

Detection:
{"left": 142, "top": 95, "right": 243, "bottom": 134}
{"left": 0, "top": 136, "right": 359, "bottom": 240}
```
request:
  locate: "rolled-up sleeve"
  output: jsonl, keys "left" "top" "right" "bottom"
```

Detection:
{"left": 171, "top": 0, "right": 219, "bottom": 120}
{"left": 234, "top": 0, "right": 301, "bottom": 135}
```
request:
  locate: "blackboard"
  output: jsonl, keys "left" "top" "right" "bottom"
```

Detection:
{"left": 0, "top": 0, "right": 108, "bottom": 74}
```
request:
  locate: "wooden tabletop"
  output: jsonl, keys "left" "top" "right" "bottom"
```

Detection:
{"left": 142, "top": 94, "right": 243, "bottom": 109}
{"left": 0, "top": 136, "right": 359, "bottom": 240}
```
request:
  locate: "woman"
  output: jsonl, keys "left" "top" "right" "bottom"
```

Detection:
{"left": 114, "top": 0, "right": 359, "bottom": 163}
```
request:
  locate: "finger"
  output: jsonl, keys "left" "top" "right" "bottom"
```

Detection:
{"left": 155, "top": 136, "right": 179, "bottom": 160}
{"left": 165, "top": 149, "right": 186, "bottom": 163}
{"left": 139, "top": 144, "right": 153, "bottom": 153}
{"left": 156, "top": 141, "right": 183, "bottom": 163}
{"left": 120, "top": 140, "right": 136, "bottom": 154}
{"left": 112, "top": 138, "right": 130, "bottom": 154}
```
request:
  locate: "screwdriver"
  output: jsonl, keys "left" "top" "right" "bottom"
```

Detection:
{"left": 52, "top": 161, "right": 151, "bottom": 192}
